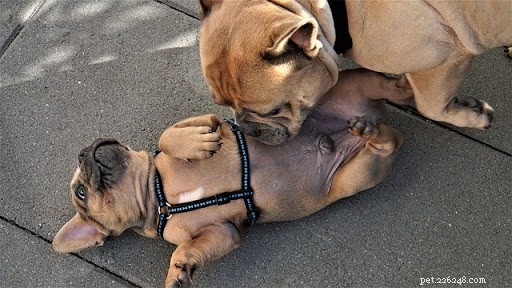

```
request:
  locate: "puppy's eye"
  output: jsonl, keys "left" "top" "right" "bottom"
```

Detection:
{"left": 265, "top": 108, "right": 281, "bottom": 116}
{"left": 75, "top": 185, "right": 86, "bottom": 201}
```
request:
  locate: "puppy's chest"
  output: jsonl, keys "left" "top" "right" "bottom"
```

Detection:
{"left": 158, "top": 155, "right": 242, "bottom": 205}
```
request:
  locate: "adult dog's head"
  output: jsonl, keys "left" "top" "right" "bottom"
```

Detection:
{"left": 53, "top": 138, "right": 154, "bottom": 253}
{"left": 199, "top": 0, "right": 339, "bottom": 145}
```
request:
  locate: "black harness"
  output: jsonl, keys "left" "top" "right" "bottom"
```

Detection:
{"left": 327, "top": 0, "right": 352, "bottom": 54}
{"left": 154, "top": 119, "right": 259, "bottom": 238}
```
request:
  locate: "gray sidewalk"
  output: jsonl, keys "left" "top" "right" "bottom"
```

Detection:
{"left": 1, "top": 1, "right": 510, "bottom": 287}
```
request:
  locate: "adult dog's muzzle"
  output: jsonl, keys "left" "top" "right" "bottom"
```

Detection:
{"left": 235, "top": 115, "right": 290, "bottom": 146}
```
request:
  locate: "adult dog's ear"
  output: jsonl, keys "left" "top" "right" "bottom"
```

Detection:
{"left": 53, "top": 213, "right": 107, "bottom": 253}
{"left": 266, "top": 15, "right": 322, "bottom": 59}
{"left": 199, "top": 0, "right": 222, "bottom": 19}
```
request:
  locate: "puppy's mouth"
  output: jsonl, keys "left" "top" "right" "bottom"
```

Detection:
{"left": 78, "top": 138, "right": 129, "bottom": 190}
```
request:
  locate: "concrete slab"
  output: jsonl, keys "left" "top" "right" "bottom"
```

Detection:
{"left": 1, "top": 0, "right": 510, "bottom": 287}
{"left": 0, "top": 219, "right": 135, "bottom": 287}
{"left": 0, "top": 0, "right": 200, "bottom": 87}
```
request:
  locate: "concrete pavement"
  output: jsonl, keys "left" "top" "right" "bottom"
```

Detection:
{"left": 1, "top": 1, "right": 510, "bottom": 287}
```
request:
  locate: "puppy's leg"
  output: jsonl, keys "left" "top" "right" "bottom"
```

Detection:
{"left": 323, "top": 116, "right": 403, "bottom": 205}
{"left": 165, "top": 222, "right": 241, "bottom": 288}
{"left": 340, "top": 68, "right": 414, "bottom": 105}
{"left": 159, "top": 114, "right": 223, "bottom": 161}
{"left": 406, "top": 54, "right": 494, "bottom": 129}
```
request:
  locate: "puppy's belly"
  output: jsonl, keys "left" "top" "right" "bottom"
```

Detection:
{"left": 248, "top": 120, "right": 366, "bottom": 221}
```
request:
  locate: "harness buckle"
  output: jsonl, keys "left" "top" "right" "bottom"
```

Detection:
{"left": 159, "top": 203, "right": 173, "bottom": 219}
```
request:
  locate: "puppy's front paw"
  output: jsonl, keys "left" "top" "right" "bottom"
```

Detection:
{"left": 183, "top": 126, "right": 223, "bottom": 161}
{"left": 166, "top": 262, "right": 197, "bottom": 288}
{"left": 160, "top": 125, "right": 222, "bottom": 161}
{"left": 348, "top": 116, "right": 377, "bottom": 138}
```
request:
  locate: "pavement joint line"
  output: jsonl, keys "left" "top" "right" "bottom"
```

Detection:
{"left": 0, "top": 0, "right": 46, "bottom": 59}
{"left": 0, "top": 215, "right": 141, "bottom": 288}
{"left": 0, "top": 24, "right": 24, "bottom": 59}
{"left": 153, "top": 0, "right": 200, "bottom": 20}
{"left": 385, "top": 101, "right": 512, "bottom": 157}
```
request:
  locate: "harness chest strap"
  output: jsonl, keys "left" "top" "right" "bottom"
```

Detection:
{"left": 154, "top": 119, "right": 260, "bottom": 238}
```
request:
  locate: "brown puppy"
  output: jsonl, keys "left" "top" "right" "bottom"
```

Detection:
{"left": 53, "top": 69, "right": 406, "bottom": 287}
{"left": 199, "top": 0, "right": 511, "bottom": 145}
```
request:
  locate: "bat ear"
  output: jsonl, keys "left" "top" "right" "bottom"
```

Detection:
{"left": 265, "top": 15, "right": 322, "bottom": 59}
{"left": 53, "top": 213, "right": 107, "bottom": 253}
{"left": 199, "top": 0, "right": 222, "bottom": 19}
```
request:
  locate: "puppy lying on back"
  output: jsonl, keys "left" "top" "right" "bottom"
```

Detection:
{"left": 53, "top": 68, "right": 410, "bottom": 287}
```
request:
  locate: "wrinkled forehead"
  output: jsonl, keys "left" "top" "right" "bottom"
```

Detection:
{"left": 69, "top": 167, "right": 82, "bottom": 192}
{"left": 200, "top": 1, "right": 292, "bottom": 51}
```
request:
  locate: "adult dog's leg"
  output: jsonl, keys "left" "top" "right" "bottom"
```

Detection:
{"left": 165, "top": 222, "right": 241, "bottom": 288}
{"left": 323, "top": 116, "right": 403, "bottom": 205}
{"left": 406, "top": 54, "right": 495, "bottom": 129}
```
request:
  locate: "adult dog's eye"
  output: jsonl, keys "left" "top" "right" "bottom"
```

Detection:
{"left": 75, "top": 185, "right": 86, "bottom": 201}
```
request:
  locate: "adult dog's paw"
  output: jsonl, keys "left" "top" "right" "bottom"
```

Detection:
{"left": 455, "top": 97, "right": 495, "bottom": 129}
{"left": 166, "top": 262, "right": 197, "bottom": 288}
{"left": 348, "top": 116, "right": 377, "bottom": 138}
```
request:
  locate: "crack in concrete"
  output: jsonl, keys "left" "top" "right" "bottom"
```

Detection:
{"left": 0, "top": 215, "right": 141, "bottom": 288}
{"left": 0, "top": 0, "right": 46, "bottom": 59}
{"left": 385, "top": 101, "right": 512, "bottom": 157}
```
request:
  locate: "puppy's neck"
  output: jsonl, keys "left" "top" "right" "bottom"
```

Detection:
{"left": 132, "top": 152, "right": 159, "bottom": 238}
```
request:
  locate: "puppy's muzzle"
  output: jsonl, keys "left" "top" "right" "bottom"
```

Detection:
{"left": 78, "top": 138, "right": 128, "bottom": 190}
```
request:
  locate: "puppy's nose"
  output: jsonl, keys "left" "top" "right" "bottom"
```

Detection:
{"left": 78, "top": 138, "right": 120, "bottom": 163}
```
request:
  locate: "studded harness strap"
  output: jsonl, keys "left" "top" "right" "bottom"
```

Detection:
{"left": 154, "top": 119, "right": 259, "bottom": 238}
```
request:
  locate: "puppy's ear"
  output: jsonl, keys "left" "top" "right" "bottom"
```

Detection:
{"left": 53, "top": 213, "right": 107, "bottom": 253}
{"left": 199, "top": 0, "right": 222, "bottom": 19}
{"left": 266, "top": 16, "right": 322, "bottom": 58}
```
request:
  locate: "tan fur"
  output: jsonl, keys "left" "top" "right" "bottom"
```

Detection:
{"left": 54, "top": 69, "right": 405, "bottom": 287}
{"left": 199, "top": 0, "right": 511, "bottom": 145}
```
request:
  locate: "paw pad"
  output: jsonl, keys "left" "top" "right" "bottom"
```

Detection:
{"left": 348, "top": 116, "right": 375, "bottom": 137}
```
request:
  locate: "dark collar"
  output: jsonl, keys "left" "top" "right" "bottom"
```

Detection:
{"left": 154, "top": 119, "right": 259, "bottom": 238}
{"left": 327, "top": 0, "right": 352, "bottom": 54}
{"left": 153, "top": 159, "right": 168, "bottom": 238}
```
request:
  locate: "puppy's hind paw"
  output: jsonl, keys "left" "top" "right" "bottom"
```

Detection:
{"left": 166, "top": 262, "right": 196, "bottom": 288}
{"left": 348, "top": 116, "right": 376, "bottom": 138}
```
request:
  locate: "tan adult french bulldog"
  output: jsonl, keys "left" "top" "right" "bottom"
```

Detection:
{"left": 53, "top": 69, "right": 407, "bottom": 287}
{"left": 199, "top": 0, "right": 511, "bottom": 145}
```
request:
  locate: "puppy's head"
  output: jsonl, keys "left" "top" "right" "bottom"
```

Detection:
{"left": 199, "top": 0, "right": 339, "bottom": 145}
{"left": 53, "top": 138, "right": 151, "bottom": 253}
